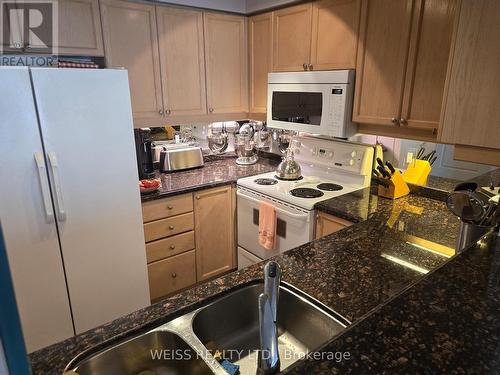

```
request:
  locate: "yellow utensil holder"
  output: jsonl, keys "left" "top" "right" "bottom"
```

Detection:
{"left": 402, "top": 159, "right": 431, "bottom": 186}
{"left": 378, "top": 171, "right": 410, "bottom": 200}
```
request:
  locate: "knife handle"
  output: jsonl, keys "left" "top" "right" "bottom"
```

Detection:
{"left": 385, "top": 161, "right": 396, "bottom": 175}
{"left": 376, "top": 157, "right": 385, "bottom": 169}
{"left": 377, "top": 165, "right": 390, "bottom": 179}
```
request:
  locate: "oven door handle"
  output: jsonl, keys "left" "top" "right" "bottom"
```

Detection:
{"left": 236, "top": 190, "right": 310, "bottom": 222}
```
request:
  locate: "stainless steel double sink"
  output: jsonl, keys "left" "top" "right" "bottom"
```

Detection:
{"left": 67, "top": 282, "right": 349, "bottom": 375}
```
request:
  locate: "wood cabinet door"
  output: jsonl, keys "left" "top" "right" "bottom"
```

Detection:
{"left": 194, "top": 186, "right": 235, "bottom": 281}
{"left": 58, "top": 0, "right": 104, "bottom": 56}
{"left": 100, "top": 0, "right": 164, "bottom": 125}
{"left": 400, "top": 0, "right": 457, "bottom": 131}
{"left": 157, "top": 7, "right": 207, "bottom": 117}
{"left": 204, "top": 12, "right": 248, "bottom": 114}
{"left": 353, "top": 0, "right": 415, "bottom": 126}
{"left": 440, "top": 0, "right": 500, "bottom": 150}
{"left": 148, "top": 250, "right": 196, "bottom": 300}
{"left": 310, "top": 0, "right": 361, "bottom": 70}
{"left": 315, "top": 212, "right": 352, "bottom": 239}
{"left": 249, "top": 12, "right": 273, "bottom": 113}
{"left": 272, "top": 3, "right": 313, "bottom": 72}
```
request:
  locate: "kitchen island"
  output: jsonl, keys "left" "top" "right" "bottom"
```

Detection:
{"left": 29, "top": 167, "right": 499, "bottom": 375}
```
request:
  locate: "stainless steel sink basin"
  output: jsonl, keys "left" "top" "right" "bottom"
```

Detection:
{"left": 192, "top": 283, "right": 348, "bottom": 373}
{"left": 66, "top": 282, "right": 349, "bottom": 375}
{"left": 72, "top": 331, "right": 212, "bottom": 375}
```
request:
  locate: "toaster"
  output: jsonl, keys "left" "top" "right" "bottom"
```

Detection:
{"left": 159, "top": 145, "right": 204, "bottom": 172}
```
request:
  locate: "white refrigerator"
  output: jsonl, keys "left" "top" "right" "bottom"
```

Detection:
{"left": 0, "top": 67, "right": 150, "bottom": 352}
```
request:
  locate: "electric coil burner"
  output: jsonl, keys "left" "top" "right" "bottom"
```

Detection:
{"left": 290, "top": 188, "right": 324, "bottom": 198}
{"left": 275, "top": 175, "right": 303, "bottom": 181}
{"left": 317, "top": 183, "right": 343, "bottom": 191}
{"left": 254, "top": 178, "right": 278, "bottom": 186}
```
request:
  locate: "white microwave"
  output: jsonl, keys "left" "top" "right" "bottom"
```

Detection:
{"left": 266, "top": 70, "right": 356, "bottom": 138}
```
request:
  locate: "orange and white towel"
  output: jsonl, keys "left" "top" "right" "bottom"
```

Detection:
{"left": 258, "top": 202, "right": 277, "bottom": 250}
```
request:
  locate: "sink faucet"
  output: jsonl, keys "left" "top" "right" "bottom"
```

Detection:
{"left": 257, "top": 261, "right": 281, "bottom": 375}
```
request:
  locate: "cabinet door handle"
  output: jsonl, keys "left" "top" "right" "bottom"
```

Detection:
{"left": 399, "top": 118, "right": 407, "bottom": 125}
{"left": 159, "top": 109, "right": 164, "bottom": 115}
{"left": 308, "top": 64, "right": 313, "bottom": 70}
{"left": 171, "top": 272, "right": 177, "bottom": 278}
{"left": 391, "top": 117, "right": 399, "bottom": 126}
{"left": 34, "top": 152, "right": 55, "bottom": 223}
{"left": 167, "top": 205, "right": 173, "bottom": 210}
{"left": 170, "top": 244, "right": 175, "bottom": 250}
{"left": 209, "top": 108, "right": 214, "bottom": 113}
{"left": 166, "top": 109, "right": 171, "bottom": 115}
{"left": 47, "top": 152, "right": 66, "bottom": 222}
{"left": 169, "top": 225, "right": 174, "bottom": 230}
{"left": 303, "top": 63, "right": 308, "bottom": 70}
{"left": 195, "top": 195, "right": 200, "bottom": 200}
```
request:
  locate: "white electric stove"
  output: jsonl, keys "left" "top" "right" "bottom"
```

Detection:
{"left": 236, "top": 136, "right": 374, "bottom": 269}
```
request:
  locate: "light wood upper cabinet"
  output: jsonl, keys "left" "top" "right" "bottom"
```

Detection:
{"left": 100, "top": 0, "right": 164, "bottom": 125}
{"left": 7, "top": 0, "right": 104, "bottom": 55}
{"left": 58, "top": 0, "right": 104, "bottom": 56}
{"left": 204, "top": 13, "right": 248, "bottom": 114}
{"left": 249, "top": 12, "right": 273, "bottom": 113}
{"left": 156, "top": 7, "right": 207, "bottom": 117}
{"left": 354, "top": 0, "right": 456, "bottom": 141}
{"left": 273, "top": 4, "right": 313, "bottom": 72}
{"left": 310, "top": 0, "right": 361, "bottom": 70}
{"left": 440, "top": 0, "right": 500, "bottom": 153}
{"left": 353, "top": 0, "right": 414, "bottom": 126}
{"left": 402, "top": 0, "right": 457, "bottom": 130}
{"left": 194, "top": 186, "right": 235, "bottom": 281}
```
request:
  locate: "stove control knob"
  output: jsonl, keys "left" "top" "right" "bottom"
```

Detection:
{"left": 351, "top": 151, "right": 357, "bottom": 158}
{"left": 349, "top": 159, "right": 355, "bottom": 166}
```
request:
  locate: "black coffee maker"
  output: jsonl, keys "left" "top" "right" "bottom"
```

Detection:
{"left": 134, "top": 128, "right": 155, "bottom": 179}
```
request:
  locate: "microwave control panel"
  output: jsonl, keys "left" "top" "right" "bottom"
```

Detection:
{"left": 328, "top": 84, "right": 348, "bottom": 130}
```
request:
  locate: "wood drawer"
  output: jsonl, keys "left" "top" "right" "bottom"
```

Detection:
{"left": 146, "top": 231, "right": 195, "bottom": 263}
{"left": 142, "top": 193, "right": 193, "bottom": 223}
{"left": 148, "top": 250, "right": 196, "bottom": 300}
{"left": 143, "top": 212, "right": 194, "bottom": 242}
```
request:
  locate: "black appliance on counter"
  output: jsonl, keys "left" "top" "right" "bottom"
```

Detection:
{"left": 134, "top": 128, "right": 155, "bottom": 179}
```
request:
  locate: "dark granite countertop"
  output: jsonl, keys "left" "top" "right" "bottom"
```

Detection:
{"left": 141, "top": 154, "right": 280, "bottom": 201}
{"left": 30, "top": 187, "right": 466, "bottom": 374}
{"left": 29, "top": 168, "right": 499, "bottom": 375}
{"left": 284, "top": 231, "right": 500, "bottom": 375}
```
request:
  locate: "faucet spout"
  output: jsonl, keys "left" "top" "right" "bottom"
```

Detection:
{"left": 257, "top": 261, "right": 281, "bottom": 375}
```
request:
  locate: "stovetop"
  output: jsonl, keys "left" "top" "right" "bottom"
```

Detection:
{"left": 237, "top": 136, "right": 374, "bottom": 210}
{"left": 237, "top": 171, "right": 363, "bottom": 210}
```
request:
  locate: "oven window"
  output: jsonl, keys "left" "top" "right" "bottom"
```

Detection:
{"left": 271, "top": 91, "right": 322, "bottom": 125}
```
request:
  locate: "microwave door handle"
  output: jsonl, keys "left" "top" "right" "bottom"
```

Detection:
{"left": 236, "top": 190, "right": 310, "bottom": 222}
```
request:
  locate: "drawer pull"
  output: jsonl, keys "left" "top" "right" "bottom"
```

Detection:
{"left": 195, "top": 196, "right": 200, "bottom": 200}
{"left": 170, "top": 244, "right": 176, "bottom": 250}
{"left": 167, "top": 205, "right": 173, "bottom": 210}
{"left": 171, "top": 272, "right": 177, "bottom": 278}
{"left": 169, "top": 225, "right": 175, "bottom": 230}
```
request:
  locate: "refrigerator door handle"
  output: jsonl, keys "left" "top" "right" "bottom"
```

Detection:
{"left": 47, "top": 151, "right": 67, "bottom": 221}
{"left": 34, "top": 152, "right": 55, "bottom": 223}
